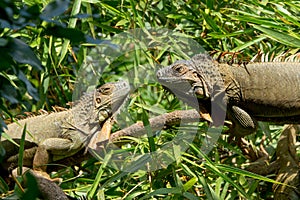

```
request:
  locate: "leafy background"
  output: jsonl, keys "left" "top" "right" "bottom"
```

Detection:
{"left": 0, "top": 0, "right": 299, "bottom": 199}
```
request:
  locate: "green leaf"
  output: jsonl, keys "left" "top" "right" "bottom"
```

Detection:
{"left": 200, "top": 10, "right": 221, "bottom": 33}
{"left": 232, "top": 36, "right": 266, "bottom": 52}
{"left": 87, "top": 151, "right": 112, "bottom": 199}
{"left": 166, "top": 14, "right": 185, "bottom": 19}
{"left": 0, "top": 82, "right": 19, "bottom": 104}
{"left": 140, "top": 187, "right": 182, "bottom": 199}
{"left": 44, "top": 26, "right": 86, "bottom": 43}
{"left": 134, "top": 103, "right": 166, "bottom": 115}
{"left": 183, "top": 177, "right": 198, "bottom": 191}
{"left": 18, "top": 124, "right": 27, "bottom": 175}
{"left": 208, "top": 29, "right": 254, "bottom": 39}
{"left": 1, "top": 132, "right": 20, "bottom": 147}
{"left": 17, "top": 71, "right": 39, "bottom": 101}
{"left": 141, "top": 109, "right": 155, "bottom": 152}
{"left": 216, "top": 164, "right": 283, "bottom": 185}
{"left": 182, "top": 192, "right": 199, "bottom": 200}
{"left": 220, "top": 182, "right": 230, "bottom": 199}
{"left": 98, "top": 2, "right": 125, "bottom": 17}
{"left": 198, "top": 175, "right": 220, "bottom": 200}
{"left": 272, "top": 3, "right": 300, "bottom": 27}
{"left": 40, "top": 0, "right": 70, "bottom": 21}
{"left": 227, "top": 13, "right": 289, "bottom": 31}
{"left": 7, "top": 38, "right": 42, "bottom": 71}
{"left": 252, "top": 24, "right": 300, "bottom": 47}
{"left": 0, "top": 175, "right": 9, "bottom": 193}
{"left": 58, "top": 0, "right": 81, "bottom": 66}
{"left": 22, "top": 172, "right": 39, "bottom": 200}
{"left": 188, "top": 145, "right": 251, "bottom": 199}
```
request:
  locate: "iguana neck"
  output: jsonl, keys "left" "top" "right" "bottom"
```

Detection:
{"left": 191, "top": 54, "right": 225, "bottom": 99}
{"left": 216, "top": 63, "right": 242, "bottom": 104}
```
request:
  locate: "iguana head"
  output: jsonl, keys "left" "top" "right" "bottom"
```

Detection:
{"left": 73, "top": 80, "right": 130, "bottom": 151}
{"left": 156, "top": 54, "right": 226, "bottom": 123}
{"left": 73, "top": 80, "right": 130, "bottom": 133}
{"left": 156, "top": 57, "right": 210, "bottom": 107}
{"left": 94, "top": 80, "right": 130, "bottom": 124}
{"left": 156, "top": 54, "right": 224, "bottom": 103}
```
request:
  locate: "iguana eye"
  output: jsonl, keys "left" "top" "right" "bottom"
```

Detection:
{"left": 100, "top": 87, "right": 112, "bottom": 95}
{"left": 173, "top": 64, "right": 187, "bottom": 74}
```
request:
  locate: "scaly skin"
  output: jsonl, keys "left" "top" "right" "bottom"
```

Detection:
{"left": 2, "top": 81, "right": 130, "bottom": 172}
{"left": 273, "top": 125, "right": 300, "bottom": 200}
{"left": 156, "top": 53, "right": 300, "bottom": 136}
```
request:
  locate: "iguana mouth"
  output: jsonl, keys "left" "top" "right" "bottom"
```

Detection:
{"left": 157, "top": 76, "right": 193, "bottom": 85}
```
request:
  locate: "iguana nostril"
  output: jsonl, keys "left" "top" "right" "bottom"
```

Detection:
{"left": 156, "top": 71, "right": 160, "bottom": 77}
{"left": 96, "top": 98, "right": 101, "bottom": 104}
{"left": 157, "top": 69, "right": 164, "bottom": 77}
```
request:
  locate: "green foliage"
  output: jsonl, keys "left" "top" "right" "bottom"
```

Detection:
{"left": 1, "top": 0, "right": 299, "bottom": 199}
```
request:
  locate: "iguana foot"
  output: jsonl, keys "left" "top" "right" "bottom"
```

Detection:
{"left": 238, "top": 137, "right": 273, "bottom": 175}
{"left": 31, "top": 170, "right": 62, "bottom": 184}
{"left": 239, "top": 137, "right": 269, "bottom": 161}
{"left": 12, "top": 167, "right": 62, "bottom": 184}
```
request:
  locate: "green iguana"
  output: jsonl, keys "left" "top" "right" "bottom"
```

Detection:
{"left": 1, "top": 80, "right": 130, "bottom": 174}
{"left": 156, "top": 53, "right": 300, "bottom": 137}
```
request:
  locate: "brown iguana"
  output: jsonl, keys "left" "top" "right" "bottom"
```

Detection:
{"left": 1, "top": 80, "right": 130, "bottom": 174}
{"left": 156, "top": 53, "right": 300, "bottom": 137}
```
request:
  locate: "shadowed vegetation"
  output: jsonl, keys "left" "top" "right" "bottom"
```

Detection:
{"left": 0, "top": 0, "right": 299, "bottom": 199}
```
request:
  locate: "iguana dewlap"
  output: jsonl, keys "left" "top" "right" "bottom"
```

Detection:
{"left": 156, "top": 53, "right": 300, "bottom": 136}
{"left": 2, "top": 81, "right": 130, "bottom": 171}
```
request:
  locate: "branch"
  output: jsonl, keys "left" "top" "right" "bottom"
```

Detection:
{"left": 110, "top": 109, "right": 203, "bottom": 142}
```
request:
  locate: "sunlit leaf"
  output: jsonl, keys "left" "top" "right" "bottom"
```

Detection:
{"left": 252, "top": 24, "right": 300, "bottom": 47}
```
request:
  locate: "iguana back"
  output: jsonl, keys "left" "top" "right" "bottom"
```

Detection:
{"left": 221, "top": 62, "right": 300, "bottom": 117}
{"left": 6, "top": 111, "right": 71, "bottom": 144}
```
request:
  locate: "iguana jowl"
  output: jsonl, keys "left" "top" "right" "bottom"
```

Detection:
{"left": 2, "top": 81, "right": 130, "bottom": 172}
{"left": 156, "top": 53, "right": 300, "bottom": 136}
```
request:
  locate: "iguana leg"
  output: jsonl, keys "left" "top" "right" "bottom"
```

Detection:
{"left": 228, "top": 105, "right": 258, "bottom": 137}
{"left": 273, "top": 124, "right": 300, "bottom": 199}
{"left": 33, "top": 145, "right": 49, "bottom": 172}
{"left": 33, "top": 135, "right": 83, "bottom": 172}
{"left": 88, "top": 117, "right": 114, "bottom": 154}
{"left": 6, "top": 147, "right": 37, "bottom": 169}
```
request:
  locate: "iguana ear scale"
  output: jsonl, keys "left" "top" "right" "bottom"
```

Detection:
{"left": 192, "top": 74, "right": 211, "bottom": 100}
